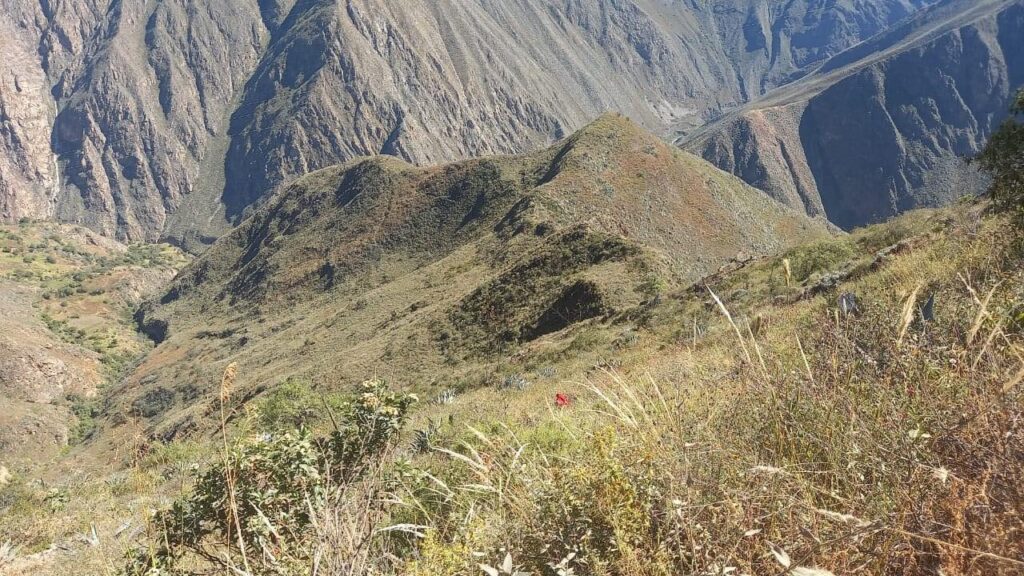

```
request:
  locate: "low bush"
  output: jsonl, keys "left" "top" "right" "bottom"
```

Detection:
{"left": 123, "top": 379, "right": 416, "bottom": 575}
{"left": 131, "top": 387, "right": 177, "bottom": 418}
{"left": 783, "top": 238, "right": 856, "bottom": 282}
{"left": 67, "top": 395, "right": 100, "bottom": 444}
{"left": 254, "top": 378, "right": 347, "bottom": 431}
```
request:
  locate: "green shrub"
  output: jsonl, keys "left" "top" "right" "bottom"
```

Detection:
{"left": 783, "top": 239, "right": 856, "bottom": 282}
{"left": 255, "top": 378, "right": 347, "bottom": 431}
{"left": 977, "top": 89, "right": 1024, "bottom": 234}
{"left": 131, "top": 387, "right": 177, "bottom": 418}
{"left": 67, "top": 395, "right": 100, "bottom": 444}
{"left": 43, "top": 488, "right": 69, "bottom": 512}
{"left": 123, "top": 379, "right": 416, "bottom": 575}
{"left": 40, "top": 313, "right": 83, "bottom": 345}
{"left": 140, "top": 440, "right": 203, "bottom": 472}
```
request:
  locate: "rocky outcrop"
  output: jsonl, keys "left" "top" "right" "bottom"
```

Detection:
{"left": 0, "top": 16, "right": 60, "bottom": 223}
{"left": 691, "top": 0, "right": 1024, "bottom": 229}
{"left": 0, "top": 0, "right": 942, "bottom": 243}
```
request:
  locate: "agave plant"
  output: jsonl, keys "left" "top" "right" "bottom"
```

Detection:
{"left": 536, "top": 366, "right": 557, "bottom": 379}
{"left": 411, "top": 419, "right": 440, "bottom": 454}
{"left": 0, "top": 541, "right": 18, "bottom": 568}
{"left": 434, "top": 389, "right": 457, "bottom": 405}
{"left": 499, "top": 374, "right": 529, "bottom": 392}
{"left": 480, "top": 552, "right": 530, "bottom": 576}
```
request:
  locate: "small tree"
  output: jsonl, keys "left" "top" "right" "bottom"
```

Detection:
{"left": 976, "top": 89, "right": 1024, "bottom": 230}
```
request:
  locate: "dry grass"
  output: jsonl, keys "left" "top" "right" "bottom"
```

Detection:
{"left": 4, "top": 206, "right": 1021, "bottom": 576}
{"left": 378, "top": 206, "right": 1024, "bottom": 575}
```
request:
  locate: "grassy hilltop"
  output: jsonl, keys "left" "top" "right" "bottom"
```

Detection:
{"left": 118, "top": 114, "right": 826, "bottom": 443}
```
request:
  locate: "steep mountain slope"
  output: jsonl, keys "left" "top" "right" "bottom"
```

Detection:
{"left": 688, "top": 0, "right": 1024, "bottom": 228}
{"left": 0, "top": 0, "right": 288, "bottom": 241}
{"left": 122, "top": 116, "right": 828, "bottom": 440}
{"left": 0, "top": 223, "right": 187, "bottom": 466}
{"left": 0, "top": 0, "right": 936, "bottom": 243}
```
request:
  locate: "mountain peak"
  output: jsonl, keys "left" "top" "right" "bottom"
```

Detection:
{"left": 565, "top": 112, "right": 656, "bottom": 147}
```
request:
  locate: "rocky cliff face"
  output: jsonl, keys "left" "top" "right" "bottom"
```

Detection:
{"left": 0, "top": 0, "right": 278, "bottom": 241}
{"left": 703, "top": 0, "right": 936, "bottom": 98}
{"left": 691, "top": 0, "right": 1024, "bottom": 229}
{"left": 0, "top": 0, "right": 940, "bottom": 243}
{"left": 0, "top": 4, "right": 64, "bottom": 224}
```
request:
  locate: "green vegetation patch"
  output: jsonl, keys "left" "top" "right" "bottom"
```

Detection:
{"left": 254, "top": 378, "right": 350, "bottom": 431}
{"left": 447, "top": 226, "right": 640, "bottom": 352}
{"left": 123, "top": 379, "right": 416, "bottom": 575}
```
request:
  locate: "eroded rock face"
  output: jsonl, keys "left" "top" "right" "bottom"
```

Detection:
{"left": 702, "top": 0, "right": 936, "bottom": 98}
{"left": 696, "top": 104, "right": 827, "bottom": 218}
{"left": 0, "top": 0, "right": 270, "bottom": 242}
{"left": 0, "top": 0, "right": 109, "bottom": 223}
{"left": 0, "top": 0, "right": 942, "bottom": 242}
{"left": 51, "top": 0, "right": 271, "bottom": 241}
{"left": 0, "top": 18, "right": 59, "bottom": 223}
{"left": 691, "top": 0, "right": 1024, "bottom": 229}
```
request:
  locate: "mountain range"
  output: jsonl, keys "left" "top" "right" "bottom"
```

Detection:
{"left": 2, "top": 0, "right": 983, "bottom": 247}
{"left": 1, "top": 0, "right": 1021, "bottom": 455}
{"left": 2, "top": 3, "right": 1024, "bottom": 574}
{"left": 687, "top": 0, "right": 1024, "bottom": 228}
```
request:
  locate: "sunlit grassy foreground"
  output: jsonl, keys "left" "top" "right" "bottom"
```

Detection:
{"left": 389, "top": 207, "right": 1023, "bottom": 576}
{"left": 4, "top": 204, "right": 1022, "bottom": 575}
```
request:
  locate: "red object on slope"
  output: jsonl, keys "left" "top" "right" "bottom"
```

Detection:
{"left": 555, "top": 393, "right": 571, "bottom": 408}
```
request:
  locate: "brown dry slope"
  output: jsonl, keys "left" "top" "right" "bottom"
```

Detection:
{"left": 122, "top": 115, "right": 830, "bottom": 441}
{"left": 0, "top": 280, "right": 94, "bottom": 466}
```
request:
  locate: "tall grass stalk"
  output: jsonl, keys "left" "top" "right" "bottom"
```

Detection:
{"left": 218, "top": 362, "right": 251, "bottom": 575}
